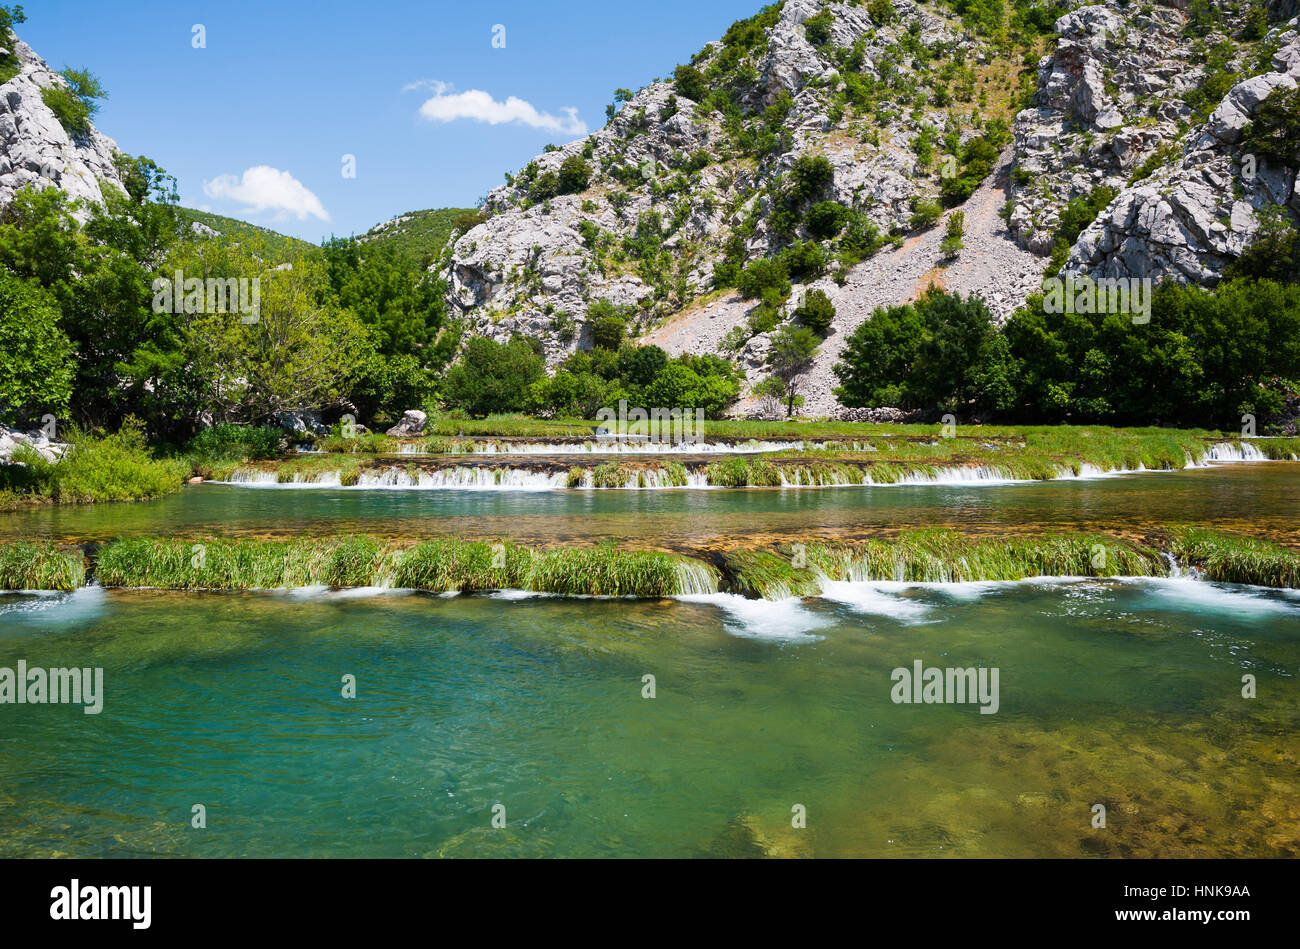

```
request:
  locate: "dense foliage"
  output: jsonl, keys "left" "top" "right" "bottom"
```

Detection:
{"left": 835, "top": 276, "right": 1300, "bottom": 429}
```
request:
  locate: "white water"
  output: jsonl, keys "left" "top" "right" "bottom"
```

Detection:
{"left": 216, "top": 439, "right": 1293, "bottom": 492}
{"left": 1134, "top": 576, "right": 1300, "bottom": 617}
{"left": 816, "top": 581, "right": 933, "bottom": 621}
{"left": 674, "top": 592, "right": 831, "bottom": 642}
{"left": 1202, "top": 441, "right": 1278, "bottom": 463}
{"left": 394, "top": 438, "right": 878, "bottom": 456}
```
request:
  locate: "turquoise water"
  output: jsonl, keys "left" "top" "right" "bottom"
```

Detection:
{"left": 4, "top": 463, "right": 1298, "bottom": 547}
{"left": 2, "top": 575, "right": 1297, "bottom": 858}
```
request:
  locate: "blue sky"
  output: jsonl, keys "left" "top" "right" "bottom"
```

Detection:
{"left": 20, "top": 0, "right": 761, "bottom": 241}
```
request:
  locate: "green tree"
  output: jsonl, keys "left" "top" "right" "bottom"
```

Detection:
{"left": 442, "top": 335, "right": 546, "bottom": 417}
{"left": 673, "top": 64, "right": 709, "bottom": 101}
{"left": 941, "top": 210, "right": 965, "bottom": 258}
{"left": 1241, "top": 85, "right": 1300, "bottom": 165}
{"left": 184, "top": 251, "right": 373, "bottom": 423}
{"left": 587, "top": 299, "right": 632, "bottom": 349}
{"left": 834, "top": 288, "right": 1009, "bottom": 412}
{"left": 768, "top": 325, "right": 820, "bottom": 417}
{"left": 41, "top": 67, "right": 107, "bottom": 136}
{"left": 0, "top": 271, "right": 73, "bottom": 423}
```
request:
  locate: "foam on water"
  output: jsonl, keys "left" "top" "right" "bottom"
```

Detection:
{"left": 489, "top": 589, "right": 559, "bottom": 600}
{"left": 675, "top": 592, "right": 831, "bottom": 642}
{"left": 0, "top": 584, "right": 107, "bottom": 628}
{"left": 816, "top": 581, "right": 933, "bottom": 621}
{"left": 1135, "top": 576, "right": 1299, "bottom": 616}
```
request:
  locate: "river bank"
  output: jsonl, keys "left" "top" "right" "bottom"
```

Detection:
{"left": 4, "top": 527, "right": 1297, "bottom": 595}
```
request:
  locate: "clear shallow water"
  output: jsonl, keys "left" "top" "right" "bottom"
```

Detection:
{"left": 2, "top": 579, "right": 1297, "bottom": 858}
{"left": 5, "top": 462, "right": 1299, "bottom": 547}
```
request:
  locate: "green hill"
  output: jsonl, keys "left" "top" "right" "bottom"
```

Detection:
{"left": 177, "top": 208, "right": 317, "bottom": 264}
{"left": 358, "top": 207, "right": 480, "bottom": 268}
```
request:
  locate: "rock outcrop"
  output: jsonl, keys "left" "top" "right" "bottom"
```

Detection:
{"left": 0, "top": 35, "right": 126, "bottom": 216}
{"left": 0, "top": 423, "right": 67, "bottom": 464}
{"left": 1066, "top": 19, "right": 1300, "bottom": 282}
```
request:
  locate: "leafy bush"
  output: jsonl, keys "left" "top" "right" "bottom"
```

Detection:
{"left": 0, "top": 418, "right": 189, "bottom": 505}
{"left": 941, "top": 210, "right": 965, "bottom": 258}
{"left": 868, "top": 0, "right": 896, "bottom": 23}
{"left": 737, "top": 257, "right": 791, "bottom": 299}
{"left": 0, "top": 4, "right": 26, "bottom": 85}
{"left": 909, "top": 197, "right": 943, "bottom": 230}
{"left": 804, "top": 10, "right": 834, "bottom": 46}
{"left": 806, "top": 200, "right": 849, "bottom": 238}
{"left": 787, "top": 154, "right": 834, "bottom": 202}
{"left": 1241, "top": 85, "right": 1300, "bottom": 164}
{"left": 558, "top": 155, "right": 592, "bottom": 195}
{"left": 40, "top": 67, "right": 107, "bottom": 137}
{"left": 939, "top": 124, "right": 1008, "bottom": 205}
{"left": 186, "top": 423, "right": 284, "bottom": 462}
{"left": 673, "top": 64, "right": 709, "bottom": 101}
{"left": 587, "top": 298, "right": 633, "bottom": 349}
{"left": 1047, "top": 185, "right": 1119, "bottom": 274}
{"left": 794, "top": 289, "right": 836, "bottom": 335}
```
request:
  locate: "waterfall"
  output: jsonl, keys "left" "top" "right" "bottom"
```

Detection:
{"left": 1204, "top": 441, "right": 1271, "bottom": 463}
{"left": 672, "top": 559, "right": 721, "bottom": 596}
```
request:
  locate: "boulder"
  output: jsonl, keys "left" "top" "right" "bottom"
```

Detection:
{"left": 385, "top": 410, "right": 428, "bottom": 438}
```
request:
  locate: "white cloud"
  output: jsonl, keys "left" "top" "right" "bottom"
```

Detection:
{"left": 413, "top": 82, "right": 587, "bottom": 137}
{"left": 403, "top": 78, "right": 452, "bottom": 95}
{"left": 202, "top": 166, "right": 329, "bottom": 222}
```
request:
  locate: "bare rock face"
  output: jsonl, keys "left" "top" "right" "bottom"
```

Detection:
{"left": 1009, "top": 4, "right": 1199, "bottom": 255}
{"left": 0, "top": 36, "right": 126, "bottom": 217}
{"left": 1066, "top": 23, "right": 1300, "bottom": 284}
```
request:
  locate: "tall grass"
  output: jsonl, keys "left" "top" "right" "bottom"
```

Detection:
{"left": 1167, "top": 527, "right": 1300, "bottom": 588}
{"left": 0, "top": 542, "right": 86, "bottom": 591}
{"left": 724, "top": 531, "right": 1169, "bottom": 598}
{"left": 94, "top": 536, "right": 718, "bottom": 597}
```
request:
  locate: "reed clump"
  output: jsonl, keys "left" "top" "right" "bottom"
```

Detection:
{"left": 0, "top": 542, "right": 86, "bottom": 591}
{"left": 93, "top": 536, "right": 717, "bottom": 598}
{"left": 1167, "top": 527, "right": 1300, "bottom": 588}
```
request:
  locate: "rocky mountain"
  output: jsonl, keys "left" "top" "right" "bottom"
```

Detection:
{"left": 438, "top": 0, "right": 1300, "bottom": 416}
{"left": 0, "top": 34, "right": 126, "bottom": 216}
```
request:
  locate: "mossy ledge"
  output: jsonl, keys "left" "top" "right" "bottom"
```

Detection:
{"left": 1, "top": 529, "right": 1297, "bottom": 597}
{"left": 92, "top": 537, "right": 718, "bottom": 598}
